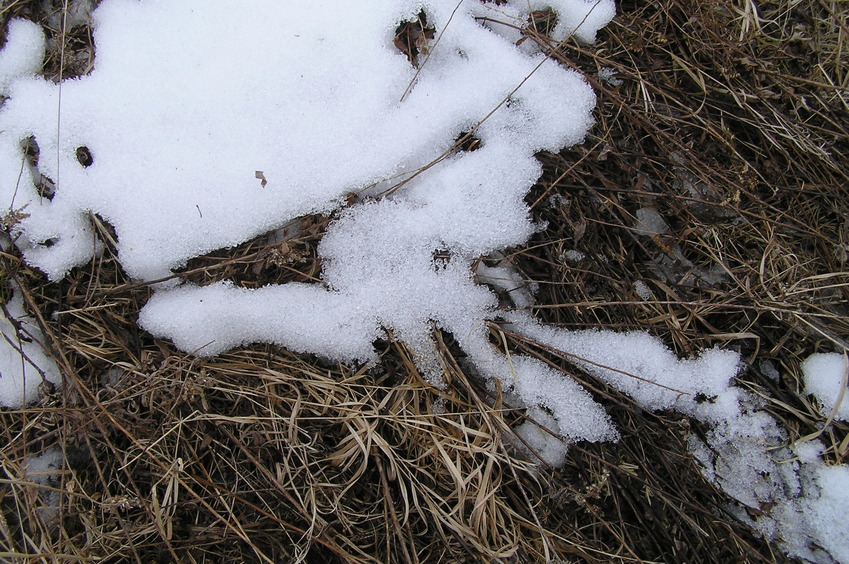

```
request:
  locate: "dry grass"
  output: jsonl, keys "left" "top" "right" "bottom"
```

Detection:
{"left": 1, "top": 0, "right": 847, "bottom": 562}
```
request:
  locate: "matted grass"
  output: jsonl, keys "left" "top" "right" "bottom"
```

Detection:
{"left": 1, "top": 0, "right": 847, "bottom": 561}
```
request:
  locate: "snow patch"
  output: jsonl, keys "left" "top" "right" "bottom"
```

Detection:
{"left": 633, "top": 279, "right": 654, "bottom": 300}
{"left": 23, "top": 447, "right": 63, "bottom": 527}
{"left": 561, "top": 249, "right": 585, "bottom": 263}
{"left": 0, "top": 19, "right": 45, "bottom": 93}
{"left": 597, "top": 66, "right": 622, "bottom": 86}
{"left": 802, "top": 352, "right": 849, "bottom": 421}
{"left": 0, "top": 284, "right": 62, "bottom": 407}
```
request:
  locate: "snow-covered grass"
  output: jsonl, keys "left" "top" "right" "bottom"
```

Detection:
{"left": 0, "top": 279, "right": 61, "bottom": 407}
{"left": 1, "top": 0, "right": 847, "bottom": 561}
{"left": 803, "top": 353, "right": 849, "bottom": 422}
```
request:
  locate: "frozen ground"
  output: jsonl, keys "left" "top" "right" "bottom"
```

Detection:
{"left": 0, "top": 1, "right": 847, "bottom": 561}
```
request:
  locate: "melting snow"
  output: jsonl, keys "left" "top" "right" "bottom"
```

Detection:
{"left": 0, "top": 280, "right": 61, "bottom": 407}
{"left": 22, "top": 446, "right": 64, "bottom": 528}
{"left": 0, "top": 1, "right": 847, "bottom": 561}
{"left": 802, "top": 352, "right": 849, "bottom": 421}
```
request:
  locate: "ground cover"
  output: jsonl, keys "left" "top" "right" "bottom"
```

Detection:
{"left": 0, "top": 0, "right": 847, "bottom": 562}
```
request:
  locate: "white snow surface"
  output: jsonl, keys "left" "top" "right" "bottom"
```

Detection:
{"left": 1, "top": 1, "right": 848, "bottom": 561}
{"left": 0, "top": 285, "right": 61, "bottom": 408}
{"left": 0, "top": 19, "right": 45, "bottom": 92}
{"left": 0, "top": 0, "right": 605, "bottom": 282}
{"left": 802, "top": 352, "right": 849, "bottom": 421}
